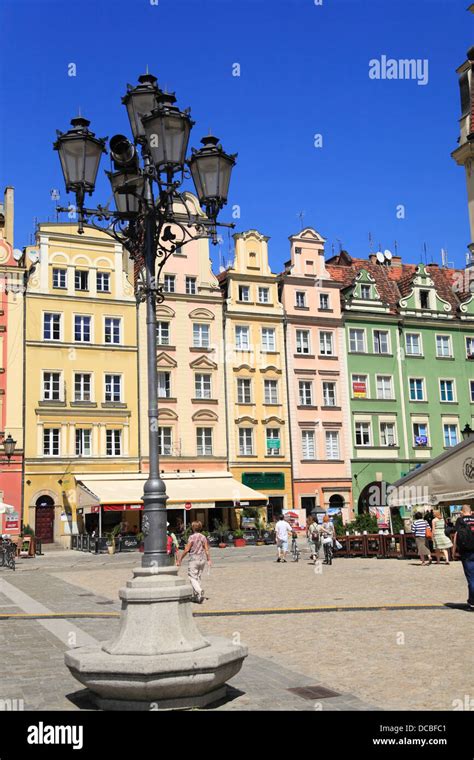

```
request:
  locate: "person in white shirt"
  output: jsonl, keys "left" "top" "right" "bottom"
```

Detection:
{"left": 275, "top": 515, "right": 292, "bottom": 563}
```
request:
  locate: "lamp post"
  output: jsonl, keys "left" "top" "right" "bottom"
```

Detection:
{"left": 462, "top": 423, "right": 474, "bottom": 440}
{"left": 0, "top": 433, "right": 16, "bottom": 463}
{"left": 53, "top": 73, "right": 246, "bottom": 710}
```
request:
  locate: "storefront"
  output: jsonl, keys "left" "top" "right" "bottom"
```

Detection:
{"left": 76, "top": 471, "right": 268, "bottom": 536}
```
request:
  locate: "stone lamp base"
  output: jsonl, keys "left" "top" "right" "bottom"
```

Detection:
{"left": 65, "top": 566, "right": 247, "bottom": 710}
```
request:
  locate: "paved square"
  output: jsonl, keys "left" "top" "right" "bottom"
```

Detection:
{"left": 0, "top": 544, "right": 472, "bottom": 711}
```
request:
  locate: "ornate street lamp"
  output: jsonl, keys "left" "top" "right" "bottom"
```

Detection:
{"left": 122, "top": 73, "right": 161, "bottom": 143}
{"left": 188, "top": 134, "right": 237, "bottom": 219}
{"left": 141, "top": 92, "right": 194, "bottom": 176}
{"left": 54, "top": 73, "right": 245, "bottom": 710}
{"left": 462, "top": 423, "right": 474, "bottom": 440}
{"left": 1, "top": 433, "right": 16, "bottom": 462}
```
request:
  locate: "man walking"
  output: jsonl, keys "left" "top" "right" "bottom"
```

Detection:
{"left": 453, "top": 504, "right": 474, "bottom": 610}
{"left": 275, "top": 514, "right": 292, "bottom": 563}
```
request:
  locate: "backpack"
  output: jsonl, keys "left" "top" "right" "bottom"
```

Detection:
{"left": 167, "top": 534, "right": 175, "bottom": 556}
{"left": 456, "top": 518, "right": 474, "bottom": 553}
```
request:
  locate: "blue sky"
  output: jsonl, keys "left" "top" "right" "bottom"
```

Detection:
{"left": 1, "top": 0, "right": 472, "bottom": 272}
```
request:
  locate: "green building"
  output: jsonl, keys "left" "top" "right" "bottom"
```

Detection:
{"left": 327, "top": 252, "right": 474, "bottom": 513}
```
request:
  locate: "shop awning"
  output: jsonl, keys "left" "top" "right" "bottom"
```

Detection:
{"left": 76, "top": 472, "right": 268, "bottom": 511}
{"left": 388, "top": 437, "right": 474, "bottom": 507}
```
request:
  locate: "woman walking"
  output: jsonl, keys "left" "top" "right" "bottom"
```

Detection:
{"left": 411, "top": 511, "right": 432, "bottom": 566}
{"left": 306, "top": 516, "right": 319, "bottom": 560}
{"left": 432, "top": 509, "right": 452, "bottom": 565}
{"left": 176, "top": 521, "right": 211, "bottom": 604}
{"left": 320, "top": 515, "right": 335, "bottom": 565}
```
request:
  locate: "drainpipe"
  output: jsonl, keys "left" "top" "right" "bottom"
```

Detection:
{"left": 282, "top": 313, "right": 296, "bottom": 510}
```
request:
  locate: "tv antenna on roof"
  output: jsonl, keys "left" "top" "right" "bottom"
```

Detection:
{"left": 368, "top": 232, "right": 373, "bottom": 254}
{"left": 297, "top": 210, "right": 305, "bottom": 230}
{"left": 441, "top": 248, "right": 454, "bottom": 268}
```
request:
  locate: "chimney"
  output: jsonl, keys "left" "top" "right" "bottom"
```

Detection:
{"left": 4, "top": 187, "right": 14, "bottom": 247}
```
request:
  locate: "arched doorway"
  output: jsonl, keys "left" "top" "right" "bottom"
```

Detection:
{"left": 35, "top": 495, "right": 55, "bottom": 543}
{"left": 357, "top": 481, "right": 390, "bottom": 513}
{"left": 329, "top": 494, "right": 344, "bottom": 512}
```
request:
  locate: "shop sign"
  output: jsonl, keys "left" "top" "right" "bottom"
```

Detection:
{"left": 242, "top": 472, "right": 285, "bottom": 490}
{"left": 267, "top": 439, "right": 280, "bottom": 449}
{"left": 353, "top": 381, "right": 367, "bottom": 398}
{"left": 185, "top": 502, "right": 192, "bottom": 511}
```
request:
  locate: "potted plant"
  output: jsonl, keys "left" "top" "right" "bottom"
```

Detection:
{"left": 233, "top": 529, "right": 247, "bottom": 548}
{"left": 215, "top": 520, "right": 230, "bottom": 548}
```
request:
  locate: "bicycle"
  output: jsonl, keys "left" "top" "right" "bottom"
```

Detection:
{"left": 291, "top": 533, "right": 300, "bottom": 562}
{"left": 0, "top": 538, "right": 16, "bottom": 571}
{"left": 322, "top": 539, "right": 333, "bottom": 566}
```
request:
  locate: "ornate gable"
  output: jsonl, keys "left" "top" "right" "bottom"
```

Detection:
{"left": 342, "top": 269, "right": 389, "bottom": 313}
{"left": 399, "top": 264, "right": 452, "bottom": 318}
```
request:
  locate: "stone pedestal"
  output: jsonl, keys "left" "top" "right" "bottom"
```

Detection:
{"left": 65, "top": 566, "right": 247, "bottom": 710}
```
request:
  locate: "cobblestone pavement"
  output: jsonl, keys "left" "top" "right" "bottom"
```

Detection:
{"left": 0, "top": 544, "right": 472, "bottom": 711}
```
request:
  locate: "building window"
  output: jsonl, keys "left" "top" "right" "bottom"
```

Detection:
{"left": 96, "top": 272, "right": 110, "bottom": 292}
{"left": 298, "top": 381, "right": 313, "bottom": 406}
{"left": 158, "top": 427, "right": 172, "bottom": 455}
{"left": 380, "top": 422, "right": 396, "bottom": 447}
{"left": 75, "top": 428, "right": 92, "bottom": 456}
{"left": 319, "top": 293, "right": 330, "bottom": 310}
{"left": 436, "top": 335, "right": 451, "bottom": 358}
{"left": 466, "top": 337, "right": 474, "bottom": 358}
{"left": 319, "top": 331, "right": 334, "bottom": 356}
{"left": 440, "top": 379, "right": 455, "bottom": 402}
{"left": 74, "top": 373, "right": 91, "bottom": 402}
{"left": 52, "top": 268, "right": 67, "bottom": 289}
{"left": 355, "top": 422, "right": 371, "bottom": 446}
{"left": 157, "top": 371, "right": 171, "bottom": 398}
{"left": 258, "top": 287, "right": 269, "bottom": 303}
{"left": 322, "top": 381, "right": 336, "bottom": 406}
{"left": 266, "top": 428, "right": 280, "bottom": 456}
{"left": 238, "top": 285, "right": 250, "bottom": 302}
{"left": 193, "top": 323, "right": 210, "bottom": 348}
{"left": 349, "top": 329, "right": 365, "bottom": 353}
{"left": 325, "top": 431, "right": 340, "bottom": 459}
{"left": 43, "top": 428, "right": 60, "bottom": 456}
{"left": 296, "top": 329, "right": 310, "bottom": 354}
{"left": 43, "top": 372, "right": 61, "bottom": 401}
{"left": 106, "top": 429, "right": 122, "bottom": 456}
{"left": 156, "top": 321, "right": 170, "bottom": 345}
{"left": 413, "top": 423, "right": 428, "bottom": 446}
{"left": 195, "top": 373, "right": 211, "bottom": 399}
{"left": 471, "top": 380, "right": 474, "bottom": 402}
{"left": 104, "top": 317, "right": 121, "bottom": 344}
{"left": 239, "top": 428, "right": 253, "bottom": 455}
{"left": 196, "top": 427, "right": 212, "bottom": 456}
{"left": 360, "top": 284, "right": 371, "bottom": 300}
{"left": 163, "top": 274, "right": 175, "bottom": 293}
{"left": 373, "top": 330, "right": 389, "bottom": 354}
{"left": 74, "top": 270, "right": 89, "bottom": 291}
{"left": 235, "top": 325, "right": 250, "bottom": 350}
{"left": 74, "top": 315, "right": 91, "bottom": 343}
{"left": 43, "top": 313, "right": 61, "bottom": 341}
{"left": 376, "top": 375, "right": 393, "bottom": 400}
{"left": 295, "top": 291, "right": 306, "bottom": 308}
{"left": 302, "top": 430, "right": 315, "bottom": 459}
{"left": 105, "top": 374, "right": 122, "bottom": 402}
{"left": 261, "top": 327, "right": 275, "bottom": 352}
{"left": 409, "top": 378, "right": 425, "bottom": 401}
{"left": 185, "top": 276, "right": 197, "bottom": 295}
{"left": 406, "top": 333, "right": 422, "bottom": 356}
{"left": 237, "top": 378, "right": 252, "bottom": 404}
{"left": 419, "top": 289, "right": 430, "bottom": 309}
{"left": 443, "top": 424, "right": 458, "bottom": 448}
{"left": 264, "top": 379, "right": 278, "bottom": 404}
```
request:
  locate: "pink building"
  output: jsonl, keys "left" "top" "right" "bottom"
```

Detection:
{"left": 279, "top": 228, "right": 353, "bottom": 518}
{"left": 0, "top": 187, "right": 25, "bottom": 513}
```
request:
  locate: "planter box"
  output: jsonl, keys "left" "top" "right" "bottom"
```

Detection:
{"left": 234, "top": 538, "right": 247, "bottom": 547}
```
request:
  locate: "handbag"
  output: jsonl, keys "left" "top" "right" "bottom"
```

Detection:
{"left": 335, "top": 540, "right": 343, "bottom": 550}
{"left": 425, "top": 526, "right": 432, "bottom": 539}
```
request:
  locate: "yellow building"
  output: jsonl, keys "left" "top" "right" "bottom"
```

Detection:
{"left": 23, "top": 223, "right": 139, "bottom": 546}
{"left": 218, "top": 230, "right": 293, "bottom": 519}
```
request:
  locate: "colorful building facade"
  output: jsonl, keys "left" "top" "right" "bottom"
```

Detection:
{"left": 327, "top": 252, "right": 474, "bottom": 513}
{"left": 279, "top": 228, "right": 352, "bottom": 518}
{"left": 0, "top": 187, "right": 25, "bottom": 512}
{"left": 219, "top": 230, "right": 293, "bottom": 518}
{"left": 23, "top": 223, "right": 140, "bottom": 545}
